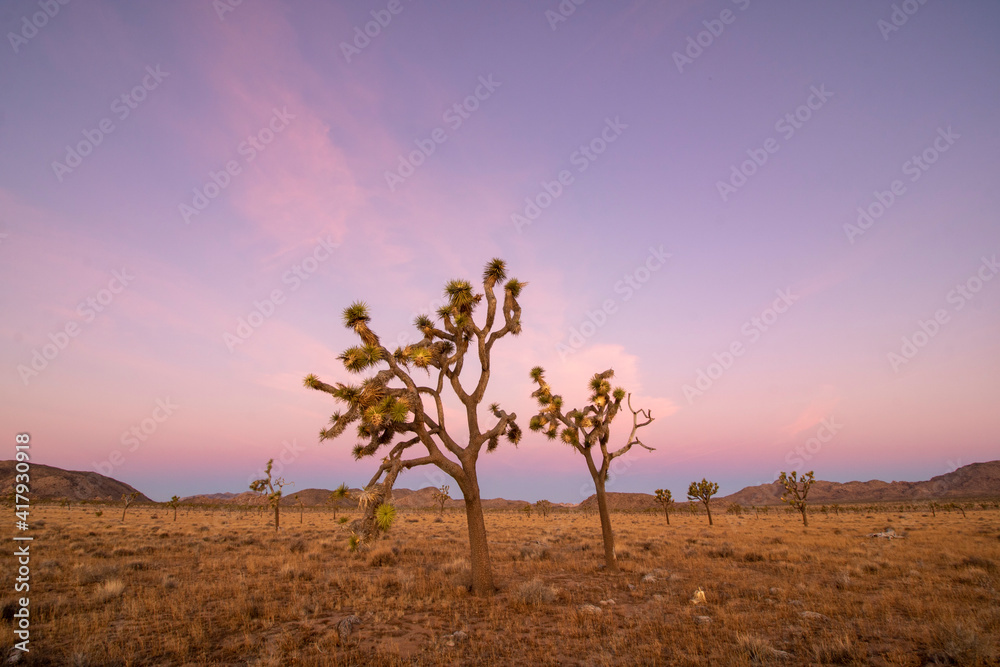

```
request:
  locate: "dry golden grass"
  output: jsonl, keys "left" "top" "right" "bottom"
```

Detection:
{"left": 2, "top": 504, "right": 999, "bottom": 665}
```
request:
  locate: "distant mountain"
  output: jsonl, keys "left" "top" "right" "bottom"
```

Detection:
{"left": 722, "top": 461, "right": 1000, "bottom": 506}
{"left": 11, "top": 460, "right": 996, "bottom": 508}
{"left": 577, "top": 461, "right": 1000, "bottom": 509}
{"left": 0, "top": 461, "right": 150, "bottom": 503}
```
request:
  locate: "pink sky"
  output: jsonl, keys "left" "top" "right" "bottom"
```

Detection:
{"left": 1, "top": 1, "right": 998, "bottom": 502}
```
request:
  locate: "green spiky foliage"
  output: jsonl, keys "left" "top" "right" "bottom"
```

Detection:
{"left": 250, "top": 459, "right": 291, "bottom": 533}
{"left": 687, "top": 479, "right": 719, "bottom": 526}
{"left": 167, "top": 495, "right": 180, "bottom": 522}
{"left": 654, "top": 488, "right": 674, "bottom": 525}
{"left": 778, "top": 470, "right": 816, "bottom": 527}
{"left": 374, "top": 503, "right": 397, "bottom": 532}
{"left": 303, "top": 258, "right": 526, "bottom": 596}
{"left": 527, "top": 367, "right": 655, "bottom": 573}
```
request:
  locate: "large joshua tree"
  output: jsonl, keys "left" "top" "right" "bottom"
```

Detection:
{"left": 528, "top": 368, "right": 654, "bottom": 573}
{"left": 303, "top": 258, "right": 525, "bottom": 596}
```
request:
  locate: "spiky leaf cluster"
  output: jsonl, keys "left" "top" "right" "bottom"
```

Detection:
{"left": 687, "top": 479, "right": 719, "bottom": 504}
{"left": 778, "top": 470, "right": 815, "bottom": 509}
{"left": 654, "top": 488, "right": 674, "bottom": 507}
{"left": 528, "top": 368, "right": 626, "bottom": 450}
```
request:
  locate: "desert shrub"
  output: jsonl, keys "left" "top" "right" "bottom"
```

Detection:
{"left": 708, "top": 543, "right": 735, "bottom": 559}
{"left": 96, "top": 579, "right": 125, "bottom": 603}
{"left": 513, "top": 578, "right": 557, "bottom": 606}
{"left": 368, "top": 547, "right": 397, "bottom": 567}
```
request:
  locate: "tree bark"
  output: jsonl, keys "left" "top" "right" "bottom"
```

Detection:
{"left": 800, "top": 505, "right": 808, "bottom": 527}
{"left": 594, "top": 477, "right": 619, "bottom": 573}
{"left": 705, "top": 502, "right": 713, "bottom": 526}
{"left": 461, "top": 472, "right": 496, "bottom": 595}
{"left": 665, "top": 508, "right": 670, "bottom": 525}
{"left": 274, "top": 504, "right": 280, "bottom": 532}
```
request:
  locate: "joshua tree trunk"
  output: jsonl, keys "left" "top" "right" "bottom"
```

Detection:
{"left": 705, "top": 502, "right": 713, "bottom": 526}
{"left": 800, "top": 505, "right": 808, "bottom": 527}
{"left": 663, "top": 507, "right": 670, "bottom": 525}
{"left": 461, "top": 473, "right": 495, "bottom": 594}
{"left": 273, "top": 505, "right": 280, "bottom": 532}
{"left": 593, "top": 476, "right": 618, "bottom": 573}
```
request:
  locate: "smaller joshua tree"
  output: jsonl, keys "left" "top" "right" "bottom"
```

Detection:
{"left": 121, "top": 491, "right": 139, "bottom": 523}
{"left": 432, "top": 485, "right": 451, "bottom": 515}
{"left": 529, "top": 367, "right": 655, "bottom": 573}
{"left": 687, "top": 479, "right": 719, "bottom": 526}
{"left": 328, "top": 483, "right": 351, "bottom": 520}
{"left": 778, "top": 470, "right": 815, "bottom": 527}
{"left": 521, "top": 503, "right": 532, "bottom": 518}
{"left": 250, "top": 459, "right": 290, "bottom": 532}
{"left": 294, "top": 495, "right": 306, "bottom": 524}
{"left": 654, "top": 489, "right": 674, "bottom": 525}
{"left": 167, "top": 495, "right": 180, "bottom": 522}
{"left": 536, "top": 499, "right": 552, "bottom": 519}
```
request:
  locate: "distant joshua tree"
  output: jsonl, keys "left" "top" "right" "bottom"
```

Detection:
{"left": 521, "top": 503, "right": 532, "bottom": 518}
{"left": 328, "top": 483, "right": 351, "bottom": 520}
{"left": 535, "top": 499, "right": 552, "bottom": 519}
{"left": 303, "top": 258, "right": 525, "bottom": 596}
{"left": 294, "top": 495, "right": 306, "bottom": 523}
{"left": 167, "top": 495, "right": 180, "bottom": 522}
{"left": 121, "top": 491, "right": 139, "bottom": 523}
{"left": 687, "top": 479, "right": 719, "bottom": 526}
{"left": 432, "top": 485, "right": 451, "bottom": 515}
{"left": 654, "top": 489, "right": 674, "bottom": 525}
{"left": 529, "top": 367, "right": 655, "bottom": 573}
{"left": 778, "top": 470, "right": 816, "bottom": 527}
{"left": 250, "top": 459, "right": 290, "bottom": 532}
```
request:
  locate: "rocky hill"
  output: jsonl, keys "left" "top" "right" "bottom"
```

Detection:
{"left": 577, "top": 461, "right": 1000, "bottom": 509}
{"left": 0, "top": 461, "right": 150, "bottom": 503}
{"left": 722, "top": 461, "right": 1000, "bottom": 506}
{"left": 8, "top": 460, "right": 997, "bottom": 508}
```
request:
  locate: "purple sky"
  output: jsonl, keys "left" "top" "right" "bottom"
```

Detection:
{"left": 2, "top": 0, "right": 998, "bottom": 503}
